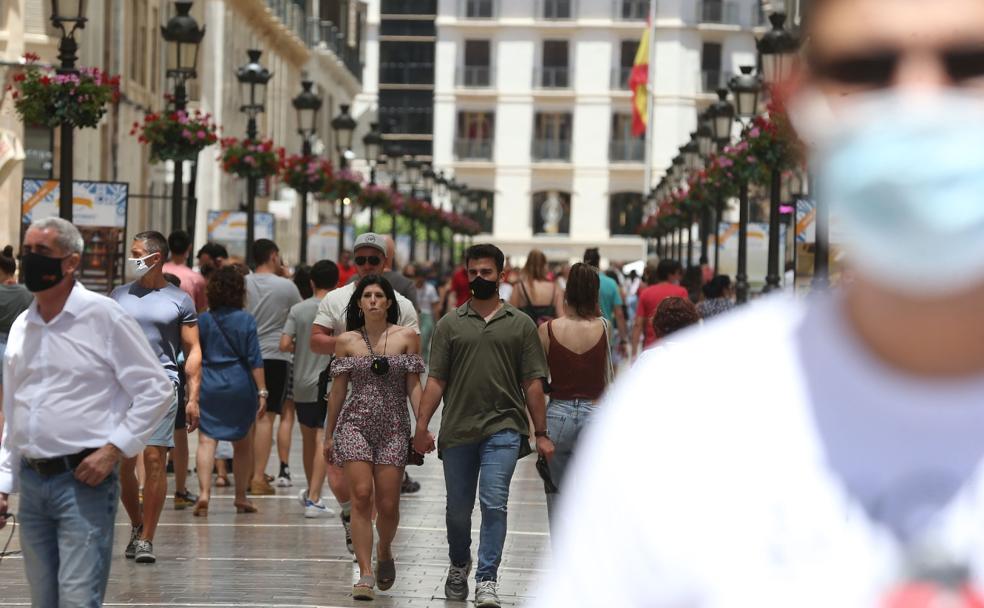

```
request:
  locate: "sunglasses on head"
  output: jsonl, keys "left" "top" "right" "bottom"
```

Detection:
{"left": 355, "top": 255, "right": 382, "bottom": 266}
{"left": 809, "top": 45, "right": 984, "bottom": 87}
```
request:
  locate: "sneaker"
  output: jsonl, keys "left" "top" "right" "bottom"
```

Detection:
{"left": 174, "top": 490, "right": 197, "bottom": 510}
{"left": 134, "top": 539, "right": 156, "bottom": 564}
{"left": 275, "top": 473, "right": 292, "bottom": 487}
{"left": 305, "top": 499, "right": 334, "bottom": 519}
{"left": 400, "top": 472, "right": 421, "bottom": 494}
{"left": 249, "top": 478, "right": 275, "bottom": 495}
{"left": 444, "top": 560, "right": 472, "bottom": 601}
{"left": 124, "top": 525, "right": 142, "bottom": 559}
{"left": 341, "top": 512, "right": 354, "bottom": 554}
{"left": 475, "top": 580, "right": 501, "bottom": 608}
{"left": 297, "top": 488, "right": 309, "bottom": 508}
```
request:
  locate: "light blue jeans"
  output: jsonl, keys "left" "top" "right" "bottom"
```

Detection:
{"left": 545, "top": 398, "right": 596, "bottom": 528}
{"left": 17, "top": 463, "right": 119, "bottom": 608}
{"left": 442, "top": 429, "right": 521, "bottom": 582}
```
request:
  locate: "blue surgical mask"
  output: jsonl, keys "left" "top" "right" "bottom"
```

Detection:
{"left": 804, "top": 91, "right": 984, "bottom": 297}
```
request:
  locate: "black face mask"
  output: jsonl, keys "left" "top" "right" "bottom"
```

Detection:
{"left": 22, "top": 252, "right": 68, "bottom": 293}
{"left": 469, "top": 276, "right": 499, "bottom": 300}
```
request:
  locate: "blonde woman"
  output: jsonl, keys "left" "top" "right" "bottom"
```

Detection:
{"left": 509, "top": 249, "right": 564, "bottom": 324}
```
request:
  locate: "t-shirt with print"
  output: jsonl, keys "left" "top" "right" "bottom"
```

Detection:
{"left": 598, "top": 272, "right": 623, "bottom": 327}
{"left": 283, "top": 296, "right": 332, "bottom": 403}
{"left": 246, "top": 272, "right": 302, "bottom": 361}
{"left": 110, "top": 281, "right": 197, "bottom": 384}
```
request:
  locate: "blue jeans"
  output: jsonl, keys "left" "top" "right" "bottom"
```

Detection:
{"left": 17, "top": 463, "right": 119, "bottom": 608}
{"left": 442, "top": 429, "right": 521, "bottom": 582}
{"left": 545, "top": 399, "right": 596, "bottom": 528}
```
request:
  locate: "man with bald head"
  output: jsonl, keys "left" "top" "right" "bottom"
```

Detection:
{"left": 536, "top": 0, "right": 984, "bottom": 605}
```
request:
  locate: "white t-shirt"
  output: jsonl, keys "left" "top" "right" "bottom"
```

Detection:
{"left": 535, "top": 296, "right": 984, "bottom": 607}
{"left": 312, "top": 280, "right": 419, "bottom": 336}
{"left": 415, "top": 282, "right": 440, "bottom": 316}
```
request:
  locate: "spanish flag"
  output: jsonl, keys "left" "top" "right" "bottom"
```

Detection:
{"left": 629, "top": 26, "right": 651, "bottom": 137}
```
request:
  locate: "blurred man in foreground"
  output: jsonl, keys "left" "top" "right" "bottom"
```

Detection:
{"left": 535, "top": 0, "right": 984, "bottom": 605}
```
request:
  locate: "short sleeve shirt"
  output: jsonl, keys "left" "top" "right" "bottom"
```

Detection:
{"left": 428, "top": 302, "right": 549, "bottom": 453}
{"left": 416, "top": 282, "right": 440, "bottom": 315}
{"left": 635, "top": 282, "right": 689, "bottom": 347}
{"left": 283, "top": 296, "right": 332, "bottom": 402}
{"left": 162, "top": 261, "right": 207, "bottom": 311}
{"left": 246, "top": 272, "right": 303, "bottom": 361}
{"left": 598, "top": 273, "right": 623, "bottom": 326}
{"left": 110, "top": 281, "right": 197, "bottom": 384}
{"left": 313, "top": 281, "right": 420, "bottom": 337}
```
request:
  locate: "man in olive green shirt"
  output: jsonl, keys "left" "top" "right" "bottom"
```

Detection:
{"left": 414, "top": 244, "right": 553, "bottom": 608}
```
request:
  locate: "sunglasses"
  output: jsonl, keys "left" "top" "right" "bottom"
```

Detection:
{"left": 809, "top": 45, "right": 984, "bottom": 87}
{"left": 354, "top": 255, "right": 382, "bottom": 266}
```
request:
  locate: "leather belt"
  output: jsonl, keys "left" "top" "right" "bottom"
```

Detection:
{"left": 22, "top": 448, "right": 98, "bottom": 477}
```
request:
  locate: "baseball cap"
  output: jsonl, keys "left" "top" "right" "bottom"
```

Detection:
{"left": 352, "top": 233, "right": 387, "bottom": 256}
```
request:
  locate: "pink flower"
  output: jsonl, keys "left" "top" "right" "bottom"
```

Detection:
{"left": 244, "top": 155, "right": 256, "bottom": 166}
{"left": 197, "top": 130, "right": 206, "bottom": 139}
{"left": 182, "top": 129, "right": 193, "bottom": 139}
{"left": 749, "top": 128, "right": 760, "bottom": 138}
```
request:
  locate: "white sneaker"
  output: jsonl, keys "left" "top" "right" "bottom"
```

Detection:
{"left": 297, "top": 488, "right": 309, "bottom": 508}
{"left": 475, "top": 580, "right": 501, "bottom": 608}
{"left": 304, "top": 499, "right": 334, "bottom": 518}
{"left": 275, "top": 473, "right": 292, "bottom": 488}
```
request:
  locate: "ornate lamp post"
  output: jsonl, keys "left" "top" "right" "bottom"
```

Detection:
{"left": 161, "top": 1, "right": 204, "bottom": 234}
{"left": 292, "top": 80, "right": 322, "bottom": 264}
{"left": 403, "top": 156, "right": 422, "bottom": 261}
{"left": 422, "top": 165, "right": 436, "bottom": 259}
{"left": 708, "top": 88, "right": 734, "bottom": 274}
{"left": 682, "top": 137, "right": 700, "bottom": 269}
{"left": 385, "top": 144, "right": 403, "bottom": 241}
{"left": 362, "top": 122, "right": 382, "bottom": 231}
{"left": 236, "top": 49, "right": 272, "bottom": 266}
{"left": 729, "top": 66, "right": 762, "bottom": 303}
{"left": 330, "top": 104, "right": 356, "bottom": 260}
{"left": 50, "top": 0, "right": 88, "bottom": 220}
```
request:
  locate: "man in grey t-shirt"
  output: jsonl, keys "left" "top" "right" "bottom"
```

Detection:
{"left": 245, "top": 239, "right": 302, "bottom": 494}
{"left": 111, "top": 231, "right": 202, "bottom": 564}
{"left": 280, "top": 260, "right": 337, "bottom": 519}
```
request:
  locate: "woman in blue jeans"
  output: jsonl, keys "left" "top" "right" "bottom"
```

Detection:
{"left": 537, "top": 263, "right": 611, "bottom": 527}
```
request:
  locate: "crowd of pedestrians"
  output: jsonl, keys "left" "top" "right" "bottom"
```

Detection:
{"left": 0, "top": 218, "right": 740, "bottom": 606}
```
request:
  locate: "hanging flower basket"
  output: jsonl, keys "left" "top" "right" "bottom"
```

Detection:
{"left": 280, "top": 154, "right": 333, "bottom": 193}
{"left": 131, "top": 109, "right": 219, "bottom": 163}
{"left": 358, "top": 184, "right": 393, "bottom": 213}
{"left": 219, "top": 137, "right": 284, "bottom": 179}
{"left": 329, "top": 168, "right": 363, "bottom": 200}
{"left": 402, "top": 198, "right": 436, "bottom": 222}
{"left": 9, "top": 53, "right": 120, "bottom": 129}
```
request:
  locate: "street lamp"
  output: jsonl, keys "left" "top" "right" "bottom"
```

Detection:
{"left": 403, "top": 156, "right": 423, "bottom": 261}
{"left": 708, "top": 89, "right": 734, "bottom": 274}
{"left": 696, "top": 112, "right": 714, "bottom": 158}
{"left": 161, "top": 0, "right": 205, "bottom": 236}
{"left": 50, "top": 0, "right": 88, "bottom": 220}
{"left": 728, "top": 68, "right": 761, "bottom": 303}
{"left": 361, "top": 122, "right": 382, "bottom": 231}
{"left": 292, "top": 80, "right": 322, "bottom": 264}
{"left": 757, "top": 12, "right": 800, "bottom": 88}
{"left": 331, "top": 104, "right": 357, "bottom": 260}
{"left": 384, "top": 143, "right": 403, "bottom": 241}
{"left": 236, "top": 49, "right": 272, "bottom": 267}
{"left": 730, "top": 65, "right": 762, "bottom": 122}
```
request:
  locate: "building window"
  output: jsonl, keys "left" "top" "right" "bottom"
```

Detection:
{"left": 610, "top": 192, "right": 645, "bottom": 235}
{"left": 380, "top": 0, "right": 436, "bottom": 15}
{"left": 461, "top": 0, "right": 495, "bottom": 18}
{"left": 379, "top": 90, "right": 434, "bottom": 135}
{"left": 130, "top": 0, "right": 147, "bottom": 85}
{"left": 379, "top": 41, "right": 434, "bottom": 86}
{"left": 537, "top": 40, "right": 569, "bottom": 88}
{"left": 613, "top": 39, "right": 637, "bottom": 89}
{"left": 701, "top": 42, "right": 723, "bottom": 92}
{"left": 460, "top": 40, "right": 492, "bottom": 87}
{"left": 532, "top": 112, "right": 572, "bottom": 161}
{"left": 532, "top": 191, "right": 571, "bottom": 235}
{"left": 464, "top": 189, "right": 494, "bottom": 233}
{"left": 455, "top": 112, "right": 494, "bottom": 160}
{"left": 538, "top": 0, "right": 574, "bottom": 20}
{"left": 697, "top": 0, "right": 740, "bottom": 25}
{"left": 617, "top": 0, "right": 649, "bottom": 20}
{"left": 610, "top": 114, "right": 644, "bottom": 162}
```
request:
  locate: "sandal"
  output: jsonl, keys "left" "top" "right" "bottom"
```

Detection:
{"left": 352, "top": 575, "right": 375, "bottom": 601}
{"left": 215, "top": 475, "right": 230, "bottom": 487}
{"left": 375, "top": 558, "right": 396, "bottom": 591}
{"left": 193, "top": 500, "right": 209, "bottom": 517}
{"left": 235, "top": 501, "right": 258, "bottom": 514}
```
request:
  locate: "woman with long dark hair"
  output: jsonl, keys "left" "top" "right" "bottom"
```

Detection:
{"left": 324, "top": 274, "right": 424, "bottom": 600}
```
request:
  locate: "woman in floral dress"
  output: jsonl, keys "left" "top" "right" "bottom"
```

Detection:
{"left": 324, "top": 275, "right": 424, "bottom": 601}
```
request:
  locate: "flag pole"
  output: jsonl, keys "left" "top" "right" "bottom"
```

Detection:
{"left": 642, "top": 0, "right": 658, "bottom": 198}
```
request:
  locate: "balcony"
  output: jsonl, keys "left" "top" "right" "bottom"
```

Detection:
{"left": 379, "top": 62, "right": 435, "bottom": 86}
{"left": 305, "top": 17, "right": 363, "bottom": 82}
{"left": 611, "top": 66, "right": 633, "bottom": 90}
{"left": 460, "top": 0, "right": 497, "bottom": 18}
{"left": 532, "top": 139, "right": 572, "bottom": 162}
{"left": 454, "top": 139, "right": 494, "bottom": 160}
{"left": 538, "top": 0, "right": 576, "bottom": 20}
{"left": 695, "top": 1, "right": 741, "bottom": 26}
{"left": 610, "top": 139, "right": 645, "bottom": 162}
{"left": 534, "top": 66, "right": 571, "bottom": 89}
{"left": 614, "top": 0, "right": 649, "bottom": 20}
{"left": 700, "top": 69, "right": 727, "bottom": 93}
{"left": 381, "top": 0, "right": 437, "bottom": 15}
{"left": 456, "top": 65, "right": 494, "bottom": 87}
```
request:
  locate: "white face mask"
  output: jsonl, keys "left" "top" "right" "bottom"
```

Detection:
{"left": 128, "top": 253, "right": 158, "bottom": 279}
{"left": 790, "top": 89, "right": 984, "bottom": 298}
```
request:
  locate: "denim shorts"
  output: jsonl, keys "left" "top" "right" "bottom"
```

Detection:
{"left": 146, "top": 386, "right": 179, "bottom": 448}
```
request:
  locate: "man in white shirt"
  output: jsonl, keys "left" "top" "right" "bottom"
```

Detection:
{"left": 535, "top": 1, "right": 984, "bottom": 606}
{"left": 0, "top": 218, "right": 173, "bottom": 607}
{"left": 311, "top": 231, "right": 418, "bottom": 553}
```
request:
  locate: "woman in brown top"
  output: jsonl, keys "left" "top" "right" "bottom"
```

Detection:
{"left": 537, "top": 263, "right": 610, "bottom": 528}
{"left": 510, "top": 249, "right": 565, "bottom": 325}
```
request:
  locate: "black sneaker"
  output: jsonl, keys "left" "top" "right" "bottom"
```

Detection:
{"left": 400, "top": 472, "right": 421, "bottom": 494}
{"left": 445, "top": 560, "right": 472, "bottom": 601}
{"left": 124, "top": 525, "right": 142, "bottom": 559}
{"left": 341, "top": 512, "right": 354, "bottom": 554}
{"left": 134, "top": 539, "right": 156, "bottom": 564}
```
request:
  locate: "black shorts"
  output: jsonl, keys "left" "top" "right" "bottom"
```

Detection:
{"left": 264, "top": 360, "right": 290, "bottom": 415}
{"left": 295, "top": 401, "right": 327, "bottom": 429}
{"left": 175, "top": 365, "right": 187, "bottom": 429}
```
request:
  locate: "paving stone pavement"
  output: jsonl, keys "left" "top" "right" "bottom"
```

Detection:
{"left": 0, "top": 416, "right": 552, "bottom": 607}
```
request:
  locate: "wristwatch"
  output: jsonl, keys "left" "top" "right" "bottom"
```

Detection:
{"left": 534, "top": 430, "right": 549, "bottom": 439}
{"left": 258, "top": 389, "right": 270, "bottom": 398}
